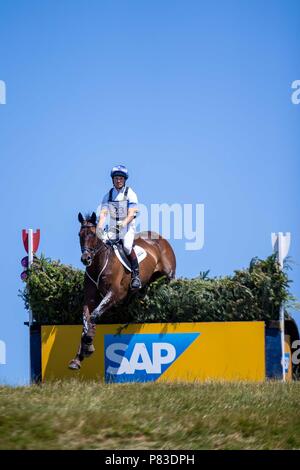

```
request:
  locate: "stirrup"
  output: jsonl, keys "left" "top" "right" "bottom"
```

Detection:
{"left": 130, "top": 275, "right": 142, "bottom": 289}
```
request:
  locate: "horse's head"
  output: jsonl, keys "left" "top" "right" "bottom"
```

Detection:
{"left": 78, "top": 212, "right": 98, "bottom": 267}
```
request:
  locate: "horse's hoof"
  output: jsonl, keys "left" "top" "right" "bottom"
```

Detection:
{"left": 68, "top": 359, "right": 81, "bottom": 370}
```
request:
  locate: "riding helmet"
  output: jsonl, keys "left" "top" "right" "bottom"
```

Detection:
{"left": 110, "top": 165, "right": 129, "bottom": 180}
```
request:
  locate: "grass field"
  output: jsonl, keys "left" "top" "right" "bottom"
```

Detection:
{"left": 0, "top": 380, "right": 300, "bottom": 450}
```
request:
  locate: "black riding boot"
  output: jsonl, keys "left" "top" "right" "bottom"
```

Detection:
{"left": 128, "top": 249, "right": 142, "bottom": 289}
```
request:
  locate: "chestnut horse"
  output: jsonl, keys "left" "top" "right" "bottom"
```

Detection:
{"left": 69, "top": 212, "right": 176, "bottom": 370}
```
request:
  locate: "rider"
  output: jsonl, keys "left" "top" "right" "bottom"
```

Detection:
{"left": 96, "top": 165, "right": 142, "bottom": 290}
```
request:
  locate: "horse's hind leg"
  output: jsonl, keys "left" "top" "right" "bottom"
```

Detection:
{"left": 166, "top": 268, "right": 175, "bottom": 281}
{"left": 152, "top": 258, "right": 176, "bottom": 283}
{"left": 160, "top": 244, "right": 176, "bottom": 281}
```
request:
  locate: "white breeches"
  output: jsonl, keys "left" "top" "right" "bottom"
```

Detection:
{"left": 120, "top": 224, "right": 135, "bottom": 255}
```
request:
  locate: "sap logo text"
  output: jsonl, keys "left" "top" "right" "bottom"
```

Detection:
{"left": 105, "top": 333, "right": 199, "bottom": 383}
{"left": 0, "top": 340, "right": 6, "bottom": 365}
{"left": 106, "top": 342, "right": 176, "bottom": 375}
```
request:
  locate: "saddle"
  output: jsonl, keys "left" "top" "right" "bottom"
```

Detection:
{"left": 112, "top": 241, "right": 147, "bottom": 272}
{"left": 101, "top": 229, "right": 147, "bottom": 271}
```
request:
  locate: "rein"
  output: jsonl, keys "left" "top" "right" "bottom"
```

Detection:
{"left": 83, "top": 237, "right": 110, "bottom": 290}
{"left": 80, "top": 223, "right": 119, "bottom": 290}
{"left": 85, "top": 250, "right": 109, "bottom": 290}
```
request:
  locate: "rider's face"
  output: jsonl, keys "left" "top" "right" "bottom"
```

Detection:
{"left": 113, "top": 176, "right": 125, "bottom": 189}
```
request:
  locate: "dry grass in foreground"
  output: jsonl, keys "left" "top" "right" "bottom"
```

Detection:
{"left": 0, "top": 380, "right": 300, "bottom": 450}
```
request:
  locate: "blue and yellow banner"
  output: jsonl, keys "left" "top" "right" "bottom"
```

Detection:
{"left": 42, "top": 322, "right": 265, "bottom": 382}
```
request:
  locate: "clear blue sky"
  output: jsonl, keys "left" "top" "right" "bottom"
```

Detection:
{"left": 0, "top": 0, "right": 299, "bottom": 385}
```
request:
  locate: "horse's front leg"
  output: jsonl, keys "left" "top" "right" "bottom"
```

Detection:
{"left": 69, "top": 289, "right": 125, "bottom": 370}
{"left": 79, "top": 289, "right": 118, "bottom": 354}
{"left": 69, "top": 303, "right": 97, "bottom": 370}
{"left": 90, "top": 289, "right": 116, "bottom": 322}
{"left": 81, "top": 303, "right": 97, "bottom": 355}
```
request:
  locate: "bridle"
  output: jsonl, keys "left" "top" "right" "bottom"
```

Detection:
{"left": 80, "top": 223, "right": 110, "bottom": 289}
{"left": 81, "top": 244, "right": 103, "bottom": 257}
{"left": 80, "top": 224, "right": 104, "bottom": 258}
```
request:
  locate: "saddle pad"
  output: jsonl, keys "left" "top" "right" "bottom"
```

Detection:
{"left": 112, "top": 244, "right": 147, "bottom": 272}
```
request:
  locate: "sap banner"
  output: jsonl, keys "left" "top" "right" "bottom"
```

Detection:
{"left": 41, "top": 322, "right": 265, "bottom": 382}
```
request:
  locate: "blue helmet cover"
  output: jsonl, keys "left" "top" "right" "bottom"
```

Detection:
{"left": 111, "top": 165, "right": 129, "bottom": 180}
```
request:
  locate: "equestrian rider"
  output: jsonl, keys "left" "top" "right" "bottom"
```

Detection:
{"left": 96, "top": 165, "right": 142, "bottom": 290}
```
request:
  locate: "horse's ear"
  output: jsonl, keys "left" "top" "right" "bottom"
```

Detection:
{"left": 91, "top": 212, "right": 97, "bottom": 225}
{"left": 78, "top": 212, "right": 84, "bottom": 224}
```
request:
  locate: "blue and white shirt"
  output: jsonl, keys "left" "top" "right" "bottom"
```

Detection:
{"left": 98, "top": 186, "right": 138, "bottom": 229}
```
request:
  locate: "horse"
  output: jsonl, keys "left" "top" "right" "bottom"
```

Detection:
{"left": 68, "top": 212, "right": 176, "bottom": 370}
